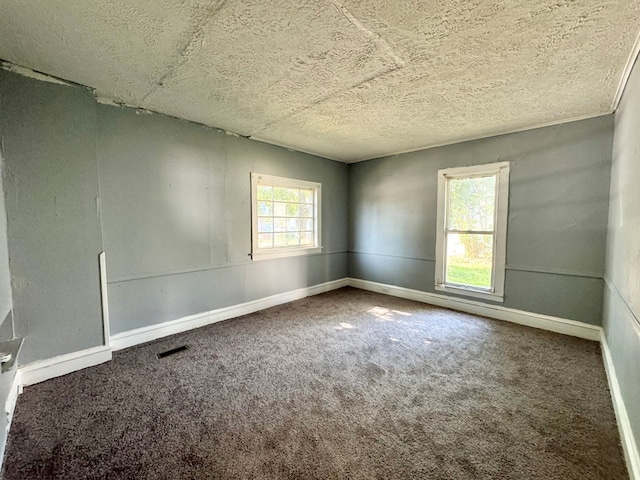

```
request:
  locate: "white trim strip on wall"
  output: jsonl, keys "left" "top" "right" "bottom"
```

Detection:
{"left": 346, "top": 278, "right": 601, "bottom": 341}
{"left": 110, "top": 278, "right": 348, "bottom": 351}
{"left": 99, "top": 252, "right": 111, "bottom": 347}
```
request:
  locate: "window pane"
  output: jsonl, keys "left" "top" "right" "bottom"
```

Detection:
{"left": 274, "top": 187, "right": 298, "bottom": 202}
{"left": 300, "top": 231, "right": 314, "bottom": 245}
{"left": 258, "top": 218, "right": 273, "bottom": 233}
{"left": 258, "top": 233, "right": 273, "bottom": 248}
{"left": 286, "top": 218, "right": 300, "bottom": 231}
{"left": 274, "top": 217, "right": 300, "bottom": 232}
{"left": 300, "top": 189, "right": 313, "bottom": 203}
{"left": 285, "top": 232, "right": 300, "bottom": 245}
{"left": 258, "top": 201, "right": 272, "bottom": 216}
{"left": 257, "top": 185, "right": 273, "bottom": 201}
{"left": 448, "top": 176, "right": 496, "bottom": 231}
{"left": 274, "top": 232, "right": 300, "bottom": 247}
{"left": 299, "top": 204, "right": 312, "bottom": 217}
{"left": 445, "top": 233, "right": 493, "bottom": 289}
{"left": 274, "top": 218, "right": 287, "bottom": 232}
{"left": 274, "top": 202, "right": 287, "bottom": 216}
{"left": 300, "top": 218, "right": 313, "bottom": 231}
{"left": 286, "top": 203, "right": 299, "bottom": 216}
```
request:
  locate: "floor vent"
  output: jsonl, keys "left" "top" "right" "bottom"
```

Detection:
{"left": 157, "top": 345, "right": 189, "bottom": 359}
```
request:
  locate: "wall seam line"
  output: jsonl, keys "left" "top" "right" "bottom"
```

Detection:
{"left": 108, "top": 251, "right": 350, "bottom": 284}
{"left": 348, "top": 251, "right": 604, "bottom": 279}
{"left": 604, "top": 275, "right": 640, "bottom": 329}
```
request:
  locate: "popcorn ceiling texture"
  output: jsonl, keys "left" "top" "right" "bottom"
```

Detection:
{"left": 0, "top": 0, "right": 638, "bottom": 162}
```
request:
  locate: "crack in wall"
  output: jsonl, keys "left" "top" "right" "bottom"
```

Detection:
{"left": 247, "top": 0, "right": 404, "bottom": 138}
{"left": 143, "top": 0, "right": 228, "bottom": 103}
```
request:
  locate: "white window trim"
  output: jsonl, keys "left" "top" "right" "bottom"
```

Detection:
{"left": 434, "top": 161, "right": 510, "bottom": 302}
{"left": 251, "top": 172, "right": 322, "bottom": 261}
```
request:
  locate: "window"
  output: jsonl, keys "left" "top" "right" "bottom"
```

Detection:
{"left": 251, "top": 173, "right": 321, "bottom": 260}
{"left": 434, "top": 162, "right": 510, "bottom": 302}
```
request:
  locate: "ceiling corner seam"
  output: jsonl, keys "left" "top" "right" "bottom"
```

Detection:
{"left": 611, "top": 28, "right": 640, "bottom": 112}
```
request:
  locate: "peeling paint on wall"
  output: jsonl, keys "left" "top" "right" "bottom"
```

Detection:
{"left": 94, "top": 96, "right": 129, "bottom": 107}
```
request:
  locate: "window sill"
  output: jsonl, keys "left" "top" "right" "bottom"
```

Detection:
{"left": 435, "top": 284, "right": 503, "bottom": 303}
{"left": 251, "top": 247, "right": 322, "bottom": 261}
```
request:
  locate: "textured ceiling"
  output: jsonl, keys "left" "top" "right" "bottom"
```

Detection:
{"left": 1, "top": 0, "right": 639, "bottom": 162}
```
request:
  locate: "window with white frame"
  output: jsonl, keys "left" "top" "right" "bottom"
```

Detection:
{"left": 434, "top": 162, "right": 510, "bottom": 302}
{"left": 251, "top": 173, "right": 321, "bottom": 260}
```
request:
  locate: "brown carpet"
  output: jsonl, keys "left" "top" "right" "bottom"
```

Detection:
{"left": 2, "top": 287, "right": 628, "bottom": 479}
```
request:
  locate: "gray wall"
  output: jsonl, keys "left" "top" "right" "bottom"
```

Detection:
{"left": 349, "top": 115, "right": 613, "bottom": 325}
{"left": 0, "top": 113, "right": 13, "bottom": 466}
{"left": 0, "top": 68, "right": 348, "bottom": 358}
{"left": 0, "top": 69, "right": 105, "bottom": 364}
{"left": 0, "top": 64, "right": 620, "bottom": 363}
{"left": 0, "top": 149, "right": 13, "bottom": 339}
{"left": 97, "top": 105, "right": 348, "bottom": 335}
{"left": 603, "top": 58, "right": 640, "bottom": 453}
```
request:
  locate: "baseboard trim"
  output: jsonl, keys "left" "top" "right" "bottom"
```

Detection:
{"left": 601, "top": 331, "right": 640, "bottom": 480}
{"left": 5, "top": 369, "right": 22, "bottom": 424}
{"left": 347, "top": 278, "right": 601, "bottom": 341}
{"left": 4, "top": 276, "right": 636, "bottom": 479}
{"left": 0, "top": 369, "right": 22, "bottom": 474}
{"left": 19, "top": 345, "right": 112, "bottom": 387}
{"left": 110, "top": 278, "right": 349, "bottom": 351}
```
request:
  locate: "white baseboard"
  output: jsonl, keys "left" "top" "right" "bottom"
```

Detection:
{"left": 5, "top": 369, "right": 22, "bottom": 426}
{"left": 0, "top": 369, "right": 22, "bottom": 475}
{"left": 19, "top": 345, "right": 112, "bottom": 387}
{"left": 3, "top": 276, "right": 637, "bottom": 479}
{"left": 601, "top": 331, "right": 640, "bottom": 480}
{"left": 347, "top": 278, "right": 602, "bottom": 341}
{"left": 110, "top": 278, "right": 348, "bottom": 351}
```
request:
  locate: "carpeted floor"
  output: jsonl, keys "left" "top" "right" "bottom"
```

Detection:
{"left": 2, "top": 287, "right": 628, "bottom": 479}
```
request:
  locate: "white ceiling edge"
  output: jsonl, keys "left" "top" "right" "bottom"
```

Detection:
{"left": 348, "top": 111, "right": 614, "bottom": 164}
{"left": 0, "top": 58, "right": 626, "bottom": 165}
{"left": 249, "top": 135, "right": 344, "bottom": 163}
{"left": 612, "top": 28, "right": 640, "bottom": 111}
